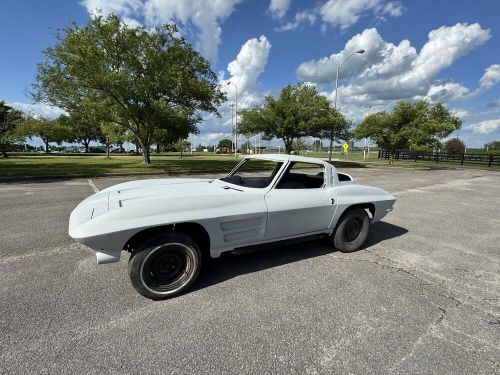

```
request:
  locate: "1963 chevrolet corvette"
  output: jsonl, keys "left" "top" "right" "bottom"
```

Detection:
{"left": 69, "top": 154, "right": 395, "bottom": 299}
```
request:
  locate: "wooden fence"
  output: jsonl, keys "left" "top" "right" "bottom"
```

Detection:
{"left": 378, "top": 150, "right": 500, "bottom": 167}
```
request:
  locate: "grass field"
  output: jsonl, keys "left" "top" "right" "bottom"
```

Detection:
{"left": 1, "top": 152, "right": 497, "bottom": 179}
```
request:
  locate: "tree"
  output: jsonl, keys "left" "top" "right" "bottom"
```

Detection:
{"left": 33, "top": 15, "right": 225, "bottom": 164}
{"left": 16, "top": 116, "right": 70, "bottom": 153}
{"left": 60, "top": 112, "right": 103, "bottom": 153}
{"left": 175, "top": 139, "right": 191, "bottom": 158}
{"left": 0, "top": 101, "right": 23, "bottom": 158}
{"left": 485, "top": 141, "right": 500, "bottom": 151}
{"left": 239, "top": 83, "right": 330, "bottom": 154}
{"left": 354, "top": 101, "right": 461, "bottom": 163}
{"left": 100, "top": 122, "right": 127, "bottom": 158}
{"left": 217, "top": 139, "right": 233, "bottom": 151}
{"left": 311, "top": 106, "right": 352, "bottom": 161}
{"left": 443, "top": 138, "right": 466, "bottom": 155}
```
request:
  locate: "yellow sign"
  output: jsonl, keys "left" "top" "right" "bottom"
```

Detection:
{"left": 342, "top": 143, "right": 349, "bottom": 153}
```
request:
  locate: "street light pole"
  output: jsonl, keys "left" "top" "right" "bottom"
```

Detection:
{"left": 227, "top": 82, "right": 238, "bottom": 157}
{"left": 329, "top": 49, "right": 365, "bottom": 162}
{"left": 229, "top": 103, "right": 235, "bottom": 153}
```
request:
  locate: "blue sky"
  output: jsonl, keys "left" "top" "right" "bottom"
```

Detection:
{"left": 1, "top": 0, "right": 499, "bottom": 148}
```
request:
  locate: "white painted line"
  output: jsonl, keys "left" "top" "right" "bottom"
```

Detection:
{"left": 88, "top": 179, "right": 99, "bottom": 193}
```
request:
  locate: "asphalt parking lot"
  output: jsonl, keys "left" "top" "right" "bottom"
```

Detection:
{"left": 1, "top": 167, "right": 499, "bottom": 374}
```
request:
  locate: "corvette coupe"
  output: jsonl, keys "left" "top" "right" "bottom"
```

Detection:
{"left": 69, "top": 154, "right": 396, "bottom": 299}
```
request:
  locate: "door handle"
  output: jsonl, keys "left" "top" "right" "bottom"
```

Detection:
{"left": 331, "top": 198, "right": 335, "bottom": 204}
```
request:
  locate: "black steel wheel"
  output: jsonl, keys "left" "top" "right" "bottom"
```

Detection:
{"left": 128, "top": 232, "right": 201, "bottom": 300}
{"left": 332, "top": 208, "right": 370, "bottom": 253}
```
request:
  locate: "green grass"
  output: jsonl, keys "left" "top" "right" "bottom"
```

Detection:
{"left": 0, "top": 155, "right": 243, "bottom": 178}
{"left": 1, "top": 152, "right": 497, "bottom": 179}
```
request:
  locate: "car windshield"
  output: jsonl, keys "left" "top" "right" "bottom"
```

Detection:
{"left": 219, "top": 158, "right": 283, "bottom": 188}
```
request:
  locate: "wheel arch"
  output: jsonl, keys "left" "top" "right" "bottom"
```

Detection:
{"left": 338, "top": 202, "right": 375, "bottom": 224}
{"left": 124, "top": 222, "right": 211, "bottom": 259}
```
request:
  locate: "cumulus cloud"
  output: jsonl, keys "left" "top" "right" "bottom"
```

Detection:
{"left": 319, "top": 0, "right": 403, "bottom": 30}
{"left": 8, "top": 102, "right": 67, "bottom": 119}
{"left": 221, "top": 35, "right": 272, "bottom": 108}
{"left": 275, "top": 10, "right": 316, "bottom": 32}
{"left": 196, "top": 36, "right": 272, "bottom": 144}
{"left": 298, "top": 23, "right": 491, "bottom": 107}
{"left": 478, "top": 64, "right": 500, "bottom": 92}
{"left": 426, "top": 82, "right": 470, "bottom": 102}
{"left": 276, "top": 0, "right": 401, "bottom": 33}
{"left": 465, "top": 119, "right": 500, "bottom": 134}
{"left": 269, "top": 0, "right": 291, "bottom": 19}
{"left": 80, "top": 0, "right": 240, "bottom": 62}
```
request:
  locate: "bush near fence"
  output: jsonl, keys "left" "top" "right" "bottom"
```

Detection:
{"left": 378, "top": 150, "right": 500, "bottom": 167}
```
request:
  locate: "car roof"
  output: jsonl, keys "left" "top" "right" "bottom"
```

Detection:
{"left": 244, "top": 153, "right": 332, "bottom": 166}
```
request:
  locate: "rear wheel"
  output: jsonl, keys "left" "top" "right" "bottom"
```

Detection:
{"left": 332, "top": 208, "right": 370, "bottom": 253}
{"left": 128, "top": 232, "right": 201, "bottom": 300}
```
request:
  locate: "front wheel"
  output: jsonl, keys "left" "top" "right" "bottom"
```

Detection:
{"left": 332, "top": 208, "right": 370, "bottom": 253}
{"left": 128, "top": 232, "right": 201, "bottom": 300}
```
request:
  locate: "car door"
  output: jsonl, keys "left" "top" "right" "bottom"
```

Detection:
{"left": 264, "top": 162, "right": 337, "bottom": 240}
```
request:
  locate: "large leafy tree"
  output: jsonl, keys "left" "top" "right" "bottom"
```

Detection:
{"left": 16, "top": 116, "right": 71, "bottom": 153}
{"left": 311, "top": 106, "right": 352, "bottom": 161}
{"left": 354, "top": 101, "right": 461, "bottom": 162}
{"left": 238, "top": 83, "right": 330, "bottom": 154}
{"left": 33, "top": 15, "right": 225, "bottom": 164}
{"left": 60, "top": 112, "right": 103, "bottom": 153}
{"left": 100, "top": 122, "right": 127, "bottom": 158}
{"left": 0, "top": 101, "right": 23, "bottom": 158}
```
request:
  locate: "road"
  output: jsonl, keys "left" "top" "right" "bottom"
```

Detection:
{"left": 0, "top": 168, "right": 499, "bottom": 374}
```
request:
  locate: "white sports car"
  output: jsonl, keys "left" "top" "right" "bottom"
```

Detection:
{"left": 69, "top": 154, "right": 395, "bottom": 299}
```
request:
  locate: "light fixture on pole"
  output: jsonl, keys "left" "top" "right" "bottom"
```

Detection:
{"left": 329, "top": 49, "right": 365, "bottom": 162}
{"left": 226, "top": 81, "right": 238, "bottom": 157}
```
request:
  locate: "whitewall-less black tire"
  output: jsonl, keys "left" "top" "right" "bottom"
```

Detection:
{"left": 332, "top": 208, "right": 370, "bottom": 253}
{"left": 128, "top": 232, "right": 202, "bottom": 300}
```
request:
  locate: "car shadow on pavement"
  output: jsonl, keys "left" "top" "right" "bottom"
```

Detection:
{"left": 193, "top": 221, "right": 408, "bottom": 293}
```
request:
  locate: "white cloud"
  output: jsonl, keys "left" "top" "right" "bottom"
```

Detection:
{"left": 275, "top": 10, "right": 316, "bottom": 32}
{"left": 478, "top": 64, "right": 500, "bottom": 91}
{"left": 426, "top": 82, "right": 470, "bottom": 102}
{"left": 81, "top": 0, "right": 241, "bottom": 62}
{"left": 298, "top": 23, "right": 491, "bottom": 107}
{"left": 465, "top": 119, "right": 500, "bottom": 134}
{"left": 450, "top": 108, "right": 469, "bottom": 118}
{"left": 221, "top": 35, "right": 272, "bottom": 107}
{"left": 276, "top": 0, "right": 401, "bottom": 33}
{"left": 269, "top": 0, "right": 291, "bottom": 19}
{"left": 8, "top": 102, "right": 67, "bottom": 119}
{"left": 81, "top": 0, "right": 143, "bottom": 17}
{"left": 319, "top": 0, "right": 402, "bottom": 30}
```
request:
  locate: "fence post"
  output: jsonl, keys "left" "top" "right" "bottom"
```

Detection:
{"left": 460, "top": 153, "right": 465, "bottom": 166}
{"left": 488, "top": 154, "right": 493, "bottom": 167}
{"left": 378, "top": 150, "right": 381, "bottom": 159}
{"left": 414, "top": 151, "right": 418, "bottom": 162}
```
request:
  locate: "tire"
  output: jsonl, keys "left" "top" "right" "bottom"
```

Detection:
{"left": 128, "top": 232, "right": 202, "bottom": 300}
{"left": 332, "top": 208, "right": 370, "bottom": 253}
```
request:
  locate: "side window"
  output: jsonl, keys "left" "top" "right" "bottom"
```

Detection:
{"left": 276, "top": 162, "right": 325, "bottom": 189}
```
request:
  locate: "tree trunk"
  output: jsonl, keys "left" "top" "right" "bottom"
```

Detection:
{"left": 142, "top": 145, "right": 151, "bottom": 164}
{"left": 156, "top": 143, "right": 160, "bottom": 153}
{"left": 84, "top": 141, "right": 89, "bottom": 153}
{"left": 328, "top": 130, "right": 334, "bottom": 162}
{"left": 284, "top": 138, "right": 293, "bottom": 154}
{"left": 43, "top": 139, "right": 50, "bottom": 153}
{"left": 106, "top": 138, "right": 110, "bottom": 159}
{"left": 1, "top": 149, "right": 7, "bottom": 158}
